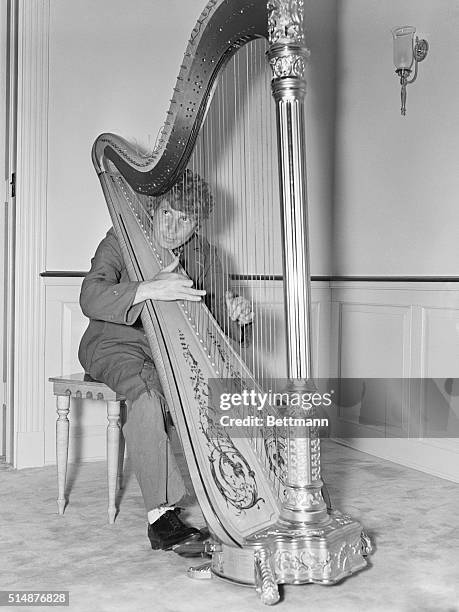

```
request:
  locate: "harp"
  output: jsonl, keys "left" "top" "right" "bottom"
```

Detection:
{"left": 92, "top": 0, "right": 371, "bottom": 604}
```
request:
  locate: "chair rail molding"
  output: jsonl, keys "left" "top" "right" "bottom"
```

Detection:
{"left": 13, "top": 0, "right": 50, "bottom": 467}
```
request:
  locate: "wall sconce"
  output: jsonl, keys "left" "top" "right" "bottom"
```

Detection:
{"left": 392, "top": 26, "right": 429, "bottom": 116}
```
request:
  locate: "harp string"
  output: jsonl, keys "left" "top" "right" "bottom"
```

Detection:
{"left": 189, "top": 39, "right": 283, "bottom": 469}
{"left": 118, "top": 171, "right": 287, "bottom": 493}
{"left": 121, "top": 39, "right": 286, "bottom": 488}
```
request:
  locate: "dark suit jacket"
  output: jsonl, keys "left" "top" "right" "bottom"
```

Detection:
{"left": 78, "top": 228, "right": 248, "bottom": 400}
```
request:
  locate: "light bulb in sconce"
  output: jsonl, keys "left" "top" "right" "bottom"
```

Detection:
{"left": 391, "top": 26, "right": 429, "bottom": 116}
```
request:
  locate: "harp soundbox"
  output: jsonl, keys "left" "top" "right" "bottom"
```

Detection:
{"left": 92, "top": 0, "right": 372, "bottom": 604}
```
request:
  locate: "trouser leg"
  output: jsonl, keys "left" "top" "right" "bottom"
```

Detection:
{"left": 122, "top": 391, "right": 186, "bottom": 510}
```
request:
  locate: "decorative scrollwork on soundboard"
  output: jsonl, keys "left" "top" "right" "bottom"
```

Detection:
{"left": 206, "top": 328, "right": 245, "bottom": 382}
{"left": 263, "top": 430, "right": 287, "bottom": 483}
{"left": 206, "top": 328, "right": 288, "bottom": 488}
{"left": 209, "top": 438, "right": 261, "bottom": 510}
{"left": 179, "top": 331, "right": 264, "bottom": 513}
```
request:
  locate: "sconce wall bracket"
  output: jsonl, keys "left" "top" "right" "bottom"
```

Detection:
{"left": 392, "top": 31, "right": 429, "bottom": 116}
{"left": 414, "top": 38, "right": 429, "bottom": 63}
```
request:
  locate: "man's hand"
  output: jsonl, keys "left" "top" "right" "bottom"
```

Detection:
{"left": 133, "top": 258, "right": 206, "bottom": 304}
{"left": 225, "top": 291, "right": 254, "bottom": 325}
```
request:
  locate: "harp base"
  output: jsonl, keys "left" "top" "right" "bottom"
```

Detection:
{"left": 207, "top": 510, "right": 371, "bottom": 604}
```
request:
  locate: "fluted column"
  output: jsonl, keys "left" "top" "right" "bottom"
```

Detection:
{"left": 267, "top": 0, "right": 327, "bottom": 524}
{"left": 14, "top": 0, "right": 50, "bottom": 467}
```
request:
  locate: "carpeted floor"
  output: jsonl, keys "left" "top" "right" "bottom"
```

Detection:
{"left": 1, "top": 440, "right": 458, "bottom": 612}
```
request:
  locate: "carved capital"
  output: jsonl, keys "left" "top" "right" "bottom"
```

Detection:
{"left": 267, "top": 0, "right": 305, "bottom": 45}
{"left": 269, "top": 54, "right": 306, "bottom": 78}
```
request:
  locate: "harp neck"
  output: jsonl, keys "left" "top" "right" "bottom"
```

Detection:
{"left": 92, "top": 0, "right": 268, "bottom": 194}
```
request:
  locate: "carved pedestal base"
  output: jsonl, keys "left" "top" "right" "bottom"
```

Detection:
{"left": 204, "top": 510, "right": 372, "bottom": 605}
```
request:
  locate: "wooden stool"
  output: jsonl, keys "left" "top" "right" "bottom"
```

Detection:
{"left": 49, "top": 373, "right": 126, "bottom": 524}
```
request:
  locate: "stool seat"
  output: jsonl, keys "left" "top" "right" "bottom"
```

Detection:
{"left": 49, "top": 373, "right": 125, "bottom": 401}
{"left": 49, "top": 373, "right": 126, "bottom": 524}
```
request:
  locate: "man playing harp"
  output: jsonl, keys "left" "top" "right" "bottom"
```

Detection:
{"left": 78, "top": 170, "right": 253, "bottom": 551}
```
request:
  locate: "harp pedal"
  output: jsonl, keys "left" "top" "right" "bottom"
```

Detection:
{"left": 187, "top": 562, "right": 212, "bottom": 580}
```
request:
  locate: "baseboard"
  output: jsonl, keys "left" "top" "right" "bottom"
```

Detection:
{"left": 333, "top": 437, "right": 459, "bottom": 483}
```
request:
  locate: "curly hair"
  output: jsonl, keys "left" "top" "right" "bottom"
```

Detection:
{"left": 153, "top": 169, "right": 214, "bottom": 222}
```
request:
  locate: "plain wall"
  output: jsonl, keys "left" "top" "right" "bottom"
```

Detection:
{"left": 46, "top": 0, "right": 206, "bottom": 270}
{"left": 303, "top": 0, "right": 338, "bottom": 275}
{"left": 45, "top": 0, "right": 338, "bottom": 275}
{"left": 333, "top": 0, "right": 459, "bottom": 276}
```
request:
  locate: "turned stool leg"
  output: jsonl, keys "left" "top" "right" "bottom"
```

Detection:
{"left": 117, "top": 401, "right": 126, "bottom": 490}
{"left": 56, "top": 394, "right": 70, "bottom": 515}
{"left": 107, "top": 400, "right": 121, "bottom": 524}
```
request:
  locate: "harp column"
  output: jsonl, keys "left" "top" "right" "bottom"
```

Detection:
{"left": 246, "top": 3, "right": 370, "bottom": 601}
{"left": 266, "top": 0, "right": 327, "bottom": 524}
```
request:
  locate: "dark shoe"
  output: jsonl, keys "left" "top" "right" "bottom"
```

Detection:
{"left": 147, "top": 509, "right": 203, "bottom": 551}
{"left": 172, "top": 526, "right": 211, "bottom": 557}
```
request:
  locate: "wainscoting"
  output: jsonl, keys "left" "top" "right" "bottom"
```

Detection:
{"left": 232, "top": 280, "right": 332, "bottom": 381}
{"left": 329, "top": 281, "right": 459, "bottom": 482}
{"left": 41, "top": 276, "right": 459, "bottom": 481}
{"left": 44, "top": 277, "right": 108, "bottom": 466}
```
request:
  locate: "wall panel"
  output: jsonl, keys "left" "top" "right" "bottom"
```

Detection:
{"left": 422, "top": 307, "right": 459, "bottom": 378}
{"left": 44, "top": 278, "right": 108, "bottom": 466}
{"left": 330, "top": 281, "right": 459, "bottom": 482}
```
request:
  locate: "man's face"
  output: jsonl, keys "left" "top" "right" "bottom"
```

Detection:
{"left": 151, "top": 199, "right": 197, "bottom": 250}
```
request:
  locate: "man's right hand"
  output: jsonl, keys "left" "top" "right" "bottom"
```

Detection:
{"left": 133, "top": 258, "right": 206, "bottom": 304}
